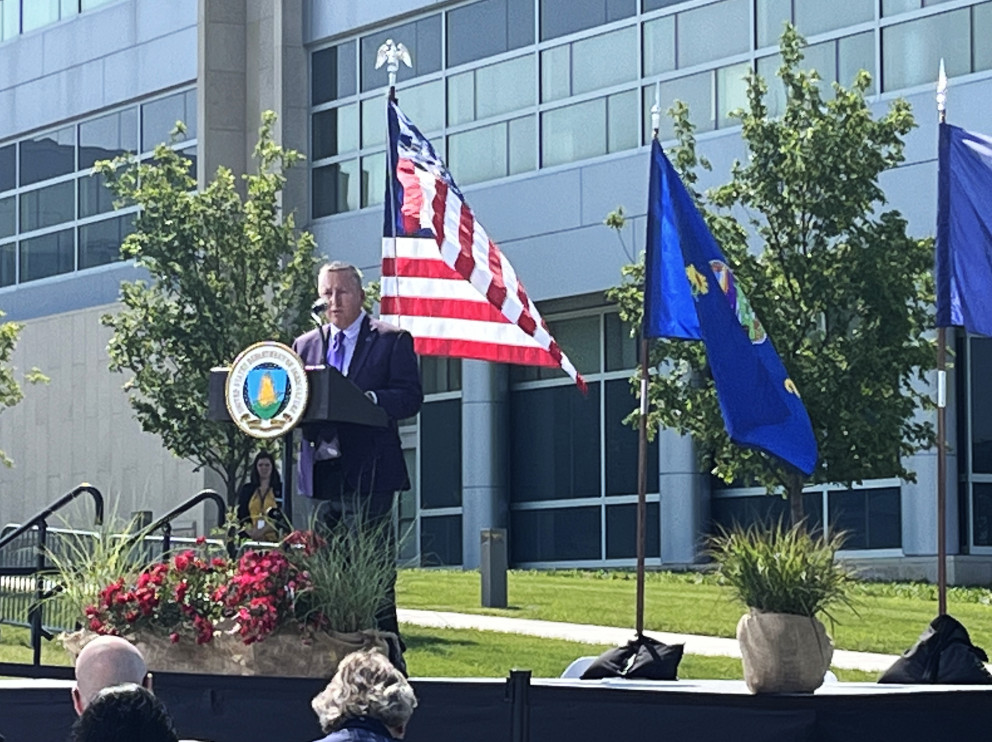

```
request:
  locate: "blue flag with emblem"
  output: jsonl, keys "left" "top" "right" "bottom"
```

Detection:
{"left": 643, "top": 140, "right": 818, "bottom": 475}
{"left": 936, "top": 122, "right": 992, "bottom": 337}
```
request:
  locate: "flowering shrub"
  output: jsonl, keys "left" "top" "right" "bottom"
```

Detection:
{"left": 66, "top": 523, "right": 393, "bottom": 646}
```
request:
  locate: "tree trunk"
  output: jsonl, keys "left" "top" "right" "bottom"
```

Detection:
{"left": 787, "top": 472, "right": 805, "bottom": 527}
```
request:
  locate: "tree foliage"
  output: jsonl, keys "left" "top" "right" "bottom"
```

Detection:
{"left": 609, "top": 27, "right": 935, "bottom": 515}
{"left": 99, "top": 112, "right": 318, "bottom": 502}
{"left": 0, "top": 311, "right": 47, "bottom": 466}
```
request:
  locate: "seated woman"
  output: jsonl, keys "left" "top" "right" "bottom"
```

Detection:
{"left": 236, "top": 451, "right": 284, "bottom": 542}
{"left": 71, "top": 683, "right": 177, "bottom": 742}
{"left": 311, "top": 649, "right": 418, "bottom": 742}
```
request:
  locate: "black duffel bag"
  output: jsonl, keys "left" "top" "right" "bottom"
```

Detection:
{"left": 879, "top": 614, "right": 992, "bottom": 684}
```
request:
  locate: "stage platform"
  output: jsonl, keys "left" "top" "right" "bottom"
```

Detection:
{"left": 3, "top": 666, "right": 991, "bottom": 742}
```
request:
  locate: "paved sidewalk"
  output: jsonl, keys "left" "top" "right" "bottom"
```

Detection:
{"left": 398, "top": 608, "right": 899, "bottom": 673}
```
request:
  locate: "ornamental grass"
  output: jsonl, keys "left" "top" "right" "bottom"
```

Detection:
{"left": 708, "top": 520, "right": 855, "bottom": 622}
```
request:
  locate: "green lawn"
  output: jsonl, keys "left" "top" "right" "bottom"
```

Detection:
{"left": 397, "top": 568, "right": 992, "bottom": 656}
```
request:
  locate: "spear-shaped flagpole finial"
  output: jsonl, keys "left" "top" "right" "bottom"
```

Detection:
{"left": 936, "top": 58, "right": 947, "bottom": 123}
{"left": 651, "top": 81, "right": 661, "bottom": 139}
{"left": 375, "top": 38, "right": 413, "bottom": 98}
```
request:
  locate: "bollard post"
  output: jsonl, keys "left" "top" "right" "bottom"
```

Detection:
{"left": 481, "top": 528, "right": 507, "bottom": 608}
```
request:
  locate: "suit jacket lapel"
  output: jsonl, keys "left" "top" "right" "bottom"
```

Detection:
{"left": 347, "top": 315, "right": 376, "bottom": 378}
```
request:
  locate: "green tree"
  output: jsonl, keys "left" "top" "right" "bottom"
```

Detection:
{"left": 99, "top": 111, "right": 318, "bottom": 503}
{"left": 609, "top": 27, "right": 935, "bottom": 523}
{"left": 0, "top": 311, "right": 47, "bottom": 466}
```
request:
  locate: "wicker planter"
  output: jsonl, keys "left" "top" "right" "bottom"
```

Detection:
{"left": 62, "top": 625, "right": 390, "bottom": 678}
{"left": 737, "top": 610, "right": 833, "bottom": 694}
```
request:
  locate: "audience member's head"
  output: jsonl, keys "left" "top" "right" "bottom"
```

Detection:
{"left": 312, "top": 649, "right": 417, "bottom": 739}
{"left": 70, "top": 683, "right": 177, "bottom": 742}
{"left": 72, "top": 635, "right": 151, "bottom": 715}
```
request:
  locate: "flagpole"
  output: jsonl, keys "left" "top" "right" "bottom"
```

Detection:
{"left": 935, "top": 60, "right": 948, "bottom": 616}
{"left": 635, "top": 86, "right": 663, "bottom": 638}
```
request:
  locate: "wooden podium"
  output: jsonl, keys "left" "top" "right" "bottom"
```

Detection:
{"left": 208, "top": 366, "right": 388, "bottom": 522}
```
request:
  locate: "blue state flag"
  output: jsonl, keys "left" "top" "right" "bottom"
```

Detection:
{"left": 643, "top": 140, "right": 818, "bottom": 476}
{"left": 936, "top": 122, "right": 992, "bottom": 337}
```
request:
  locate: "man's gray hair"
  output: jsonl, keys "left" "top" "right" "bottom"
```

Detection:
{"left": 311, "top": 649, "right": 417, "bottom": 733}
{"left": 318, "top": 261, "right": 364, "bottom": 291}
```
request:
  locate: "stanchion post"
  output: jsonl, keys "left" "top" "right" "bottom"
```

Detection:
{"left": 506, "top": 668, "right": 531, "bottom": 742}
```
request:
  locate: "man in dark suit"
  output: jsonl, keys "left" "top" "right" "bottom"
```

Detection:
{"left": 292, "top": 261, "right": 422, "bottom": 670}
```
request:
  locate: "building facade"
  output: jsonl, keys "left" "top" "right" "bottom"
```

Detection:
{"left": 2, "top": 0, "right": 992, "bottom": 581}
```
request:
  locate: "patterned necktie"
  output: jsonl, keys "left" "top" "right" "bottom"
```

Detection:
{"left": 329, "top": 330, "right": 345, "bottom": 371}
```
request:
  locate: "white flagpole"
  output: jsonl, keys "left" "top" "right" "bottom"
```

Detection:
{"left": 936, "top": 59, "right": 948, "bottom": 616}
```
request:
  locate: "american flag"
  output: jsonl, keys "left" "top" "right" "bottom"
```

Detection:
{"left": 380, "top": 100, "right": 586, "bottom": 391}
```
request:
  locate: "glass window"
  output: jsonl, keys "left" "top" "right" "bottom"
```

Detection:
{"left": 542, "top": 98, "right": 607, "bottom": 167}
{"left": 605, "top": 378, "right": 659, "bottom": 496}
{"left": 573, "top": 26, "right": 638, "bottom": 96}
{"left": 882, "top": 9, "right": 969, "bottom": 92}
{"left": 757, "top": 0, "right": 792, "bottom": 48}
{"left": 974, "top": 483, "right": 992, "bottom": 547}
{"left": 81, "top": 0, "right": 117, "bottom": 9}
{"left": 838, "top": 31, "right": 875, "bottom": 92}
{"left": 447, "top": 0, "right": 534, "bottom": 67}
{"left": 794, "top": 0, "right": 873, "bottom": 36}
{"left": 540, "top": 0, "right": 636, "bottom": 42}
{"left": 970, "top": 337, "right": 992, "bottom": 473}
{"left": 0, "top": 242, "right": 13, "bottom": 287}
{"left": 22, "top": 0, "right": 58, "bottom": 33}
{"left": 716, "top": 62, "right": 749, "bottom": 128}
{"left": 828, "top": 487, "right": 901, "bottom": 550}
{"left": 78, "top": 172, "right": 117, "bottom": 218}
{"left": 449, "top": 122, "right": 508, "bottom": 185}
{"left": 476, "top": 56, "right": 535, "bottom": 120}
{"left": 1, "top": 0, "right": 20, "bottom": 41}
{"left": 421, "top": 399, "right": 462, "bottom": 508}
{"left": 312, "top": 42, "right": 357, "bottom": 105}
{"left": 607, "top": 90, "right": 638, "bottom": 154}
{"left": 141, "top": 90, "right": 196, "bottom": 151}
{"left": 79, "top": 108, "right": 138, "bottom": 170}
{"left": 0, "top": 196, "right": 14, "bottom": 238}
{"left": 420, "top": 515, "right": 463, "bottom": 566}
{"left": 604, "top": 312, "right": 637, "bottom": 372}
{"left": 312, "top": 160, "right": 359, "bottom": 218}
{"left": 0, "top": 144, "right": 14, "bottom": 193}
{"left": 395, "top": 80, "right": 445, "bottom": 135}
{"left": 606, "top": 502, "right": 659, "bottom": 558}
{"left": 361, "top": 97, "right": 387, "bottom": 149}
{"left": 510, "top": 383, "right": 601, "bottom": 501}
{"left": 677, "top": 0, "right": 748, "bottom": 69}
{"left": 540, "top": 44, "right": 571, "bottom": 103}
{"left": 21, "top": 181, "right": 74, "bottom": 232}
{"left": 79, "top": 214, "right": 132, "bottom": 270}
{"left": 802, "top": 40, "right": 835, "bottom": 88}
{"left": 312, "top": 104, "right": 358, "bottom": 160}
{"left": 756, "top": 54, "right": 786, "bottom": 118}
{"left": 511, "top": 506, "right": 600, "bottom": 561}
{"left": 643, "top": 0, "right": 685, "bottom": 9}
{"left": 645, "top": 70, "right": 714, "bottom": 142}
{"left": 19, "top": 228, "right": 74, "bottom": 282}
{"left": 974, "top": 2, "right": 992, "bottom": 75}
{"left": 360, "top": 15, "right": 442, "bottom": 92}
{"left": 643, "top": 15, "right": 675, "bottom": 77}
{"left": 421, "top": 357, "right": 462, "bottom": 395}
{"left": 711, "top": 492, "right": 823, "bottom": 531}
{"left": 508, "top": 115, "right": 536, "bottom": 175}
{"left": 451, "top": 56, "right": 535, "bottom": 125}
{"left": 20, "top": 127, "right": 74, "bottom": 186}
{"left": 882, "top": 0, "right": 920, "bottom": 14}
{"left": 360, "top": 151, "right": 386, "bottom": 209}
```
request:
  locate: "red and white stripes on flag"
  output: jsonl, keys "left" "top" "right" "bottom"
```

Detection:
{"left": 380, "top": 103, "right": 586, "bottom": 391}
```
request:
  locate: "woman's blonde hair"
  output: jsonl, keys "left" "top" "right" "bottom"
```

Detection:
{"left": 311, "top": 649, "right": 417, "bottom": 733}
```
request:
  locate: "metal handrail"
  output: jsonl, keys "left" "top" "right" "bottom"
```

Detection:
{"left": 143, "top": 489, "right": 235, "bottom": 558}
{"left": 0, "top": 483, "right": 103, "bottom": 665}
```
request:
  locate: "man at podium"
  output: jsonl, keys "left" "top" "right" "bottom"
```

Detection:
{"left": 292, "top": 260, "right": 423, "bottom": 668}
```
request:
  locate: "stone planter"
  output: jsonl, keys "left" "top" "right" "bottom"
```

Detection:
{"left": 62, "top": 625, "right": 390, "bottom": 679}
{"left": 737, "top": 610, "right": 833, "bottom": 693}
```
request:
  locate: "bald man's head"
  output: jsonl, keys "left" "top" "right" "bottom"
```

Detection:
{"left": 72, "top": 636, "right": 150, "bottom": 715}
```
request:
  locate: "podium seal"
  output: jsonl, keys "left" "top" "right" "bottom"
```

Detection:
{"left": 225, "top": 342, "right": 309, "bottom": 439}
